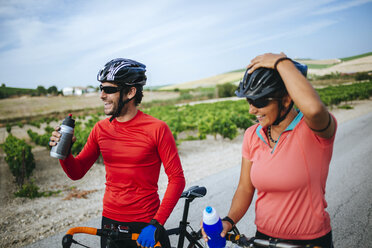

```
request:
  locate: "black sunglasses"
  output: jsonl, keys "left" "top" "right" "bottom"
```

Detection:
{"left": 100, "top": 84, "right": 122, "bottom": 94}
{"left": 246, "top": 97, "right": 281, "bottom": 108}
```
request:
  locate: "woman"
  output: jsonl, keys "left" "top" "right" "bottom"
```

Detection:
{"left": 206, "top": 53, "right": 337, "bottom": 247}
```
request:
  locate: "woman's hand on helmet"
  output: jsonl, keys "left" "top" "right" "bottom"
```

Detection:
{"left": 247, "top": 52, "right": 287, "bottom": 73}
{"left": 49, "top": 126, "right": 76, "bottom": 147}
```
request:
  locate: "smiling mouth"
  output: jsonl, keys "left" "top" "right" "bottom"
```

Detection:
{"left": 103, "top": 102, "right": 113, "bottom": 110}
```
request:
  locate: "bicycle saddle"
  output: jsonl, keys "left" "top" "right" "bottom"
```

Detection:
{"left": 181, "top": 185, "right": 207, "bottom": 199}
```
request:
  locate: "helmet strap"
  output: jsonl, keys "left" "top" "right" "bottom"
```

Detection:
{"left": 109, "top": 89, "right": 135, "bottom": 122}
{"left": 272, "top": 100, "right": 294, "bottom": 126}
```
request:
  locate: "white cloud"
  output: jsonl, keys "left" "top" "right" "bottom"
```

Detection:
{"left": 312, "top": 0, "right": 372, "bottom": 15}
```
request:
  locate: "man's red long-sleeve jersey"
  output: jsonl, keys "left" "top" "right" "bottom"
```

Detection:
{"left": 60, "top": 110, "right": 185, "bottom": 225}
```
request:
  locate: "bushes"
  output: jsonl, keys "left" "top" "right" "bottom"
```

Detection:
{"left": 0, "top": 86, "right": 38, "bottom": 99}
{"left": 355, "top": 72, "right": 372, "bottom": 81}
{"left": 217, "top": 83, "right": 237, "bottom": 98}
{"left": 6, "top": 124, "right": 12, "bottom": 133}
{"left": 310, "top": 71, "right": 372, "bottom": 82}
{"left": 211, "top": 118, "right": 238, "bottom": 140}
{"left": 146, "top": 100, "right": 255, "bottom": 141}
{"left": 71, "top": 121, "right": 93, "bottom": 156}
{"left": 1, "top": 135, "right": 35, "bottom": 186}
{"left": 14, "top": 180, "right": 61, "bottom": 198}
{"left": 27, "top": 128, "right": 51, "bottom": 148}
{"left": 317, "top": 81, "right": 372, "bottom": 106}
{"left": 14, "top": 180, "right": 43, "bottom": 198}
{"left": 29, "top": 116, "right": 58, "bottom": 128}
{"left": 2, "top": 134, "right": 61, "bottom": 198}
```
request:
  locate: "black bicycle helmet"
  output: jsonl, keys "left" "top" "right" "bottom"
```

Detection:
{"left": 97, "top": 58, "right": 147, "bottom": 121}
{"left": 97, "top": 58, "right": 147, "bottom": 86}
{"left": 235, "top": 60, "right": 307, "bottom": 100}
{"left": 235, "top": 59, "right": 308, "bottom": 126}
{"left": 235, "top": 68, "right": 283, "bottom": 100}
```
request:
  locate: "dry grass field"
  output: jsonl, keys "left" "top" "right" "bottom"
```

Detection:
{"left": 0, "top": 91, "right": 180, "bottom": 123}
{"left": 160, "top": 55, "right": 372, "bottom": 90}
{"left": 159, "top": 70, "right": 245, "bottom": 90}
{"left": 307, "top": 55, "right": 372, "bottom": 76}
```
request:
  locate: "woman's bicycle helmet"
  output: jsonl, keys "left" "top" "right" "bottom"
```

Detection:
{"left": 97, "top": 58, "right": 147, "bottom": 121}
{"left": 235, "top": 59, "right": 308, "bottom": 125}
{"left": 235, "top": 60, "right": 307, "bottom": 100}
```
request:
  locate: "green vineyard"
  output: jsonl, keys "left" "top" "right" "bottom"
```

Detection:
{"left": 145, "top": 101, "right": 254, "bottom": 141}
{"left": 317, "top": 82, "right": 372, "bottom": 106}
{"left": 26, "top": 81, "right": 372, "bottom": 156}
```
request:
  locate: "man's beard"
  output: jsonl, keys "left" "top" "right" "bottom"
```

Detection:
{"left": 104, "top": 101, "right": 117, "bottom": 116}
{"left": 105, "top": 99, "right": 129, "bottom": 117}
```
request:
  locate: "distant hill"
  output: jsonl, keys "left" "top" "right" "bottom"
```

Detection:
{"left": 159, "top": 52, "right": 372, "bottom": 90}
{"left": 159, "top": 70, "right": 245, "bottom": 90}
{"left": 306, "top": 54, "right": 372, "bottom": 76}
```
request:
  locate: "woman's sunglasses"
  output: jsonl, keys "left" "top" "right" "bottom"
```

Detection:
{"left": 246, "top": 97, "right": 281, "bottom": 108}
{"left": 100, "top": 84, "right": 122, "bottom": 94}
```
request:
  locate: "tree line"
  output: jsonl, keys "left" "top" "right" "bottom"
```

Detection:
{"left": 0, "top": 83, "right": 60, "bottom": 99}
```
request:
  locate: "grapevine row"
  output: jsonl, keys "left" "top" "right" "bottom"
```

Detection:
{"left": 25, "top": 81, "right": 372, "bottom": 156}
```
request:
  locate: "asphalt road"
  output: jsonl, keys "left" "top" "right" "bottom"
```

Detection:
{"left": 24, "top": 111, "right": 372, "bottom": 248}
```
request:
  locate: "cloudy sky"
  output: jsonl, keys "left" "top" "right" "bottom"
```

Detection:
{"left": 0, "top": 0, "right": 371, "bottom": 89}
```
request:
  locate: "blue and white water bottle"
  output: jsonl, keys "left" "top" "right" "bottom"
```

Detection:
{"left": 203, "top": 206, "right": 226, "bottom": 248}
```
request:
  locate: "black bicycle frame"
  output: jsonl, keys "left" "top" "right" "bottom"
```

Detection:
{"left": 166, "top": 197, "right": 203, "bottom": 248}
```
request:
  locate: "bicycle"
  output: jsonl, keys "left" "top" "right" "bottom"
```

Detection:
{"left": 62, "top": 185, "right": 323, "bottom": 248}
{"left": 62, "top": 185, "right": 207, "bottom": 248}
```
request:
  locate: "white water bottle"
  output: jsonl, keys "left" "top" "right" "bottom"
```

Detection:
{"left": 50, "top": 114, "right": 75, "bottom": 160}
{"left": 203, "top": 206, "right": 226, "bottom": 248}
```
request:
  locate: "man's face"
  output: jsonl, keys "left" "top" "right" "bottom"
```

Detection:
{"left": 100, "top": 82, "right": 121, "bottom": 116}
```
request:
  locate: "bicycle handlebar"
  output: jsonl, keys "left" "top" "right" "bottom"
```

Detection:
{"left": 62, "top": 226, "right": 161, "bottom": 248}
{"left": 65, "top": 227, "right": 98, "bottom": 236}
{"left": 226, "top": 233, "right": 322, "bottom": 248}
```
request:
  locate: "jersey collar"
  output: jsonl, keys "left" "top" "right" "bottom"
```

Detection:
{"left": 256, "top": 111, "right": 303, "bottom": 144}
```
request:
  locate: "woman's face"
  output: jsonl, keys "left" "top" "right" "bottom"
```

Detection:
{"left": 248, "top": 99, "right": 279, "bottom": 127}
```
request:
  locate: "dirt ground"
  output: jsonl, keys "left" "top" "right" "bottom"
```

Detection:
{"left": 0, "top": 99, "right": 372, "bottom": 248}
{"left": 160, "top": 55, "right": 372, "bottom": 90}
{"left": 308, "top": 55, "right": 372, "bottom": 76}
{"left": 0, "top": 91, "right": 180, "bottom": 123}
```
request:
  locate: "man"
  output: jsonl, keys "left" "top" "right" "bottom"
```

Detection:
{"left": 50, "top": 58, "right": 186, "bottom": 248}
